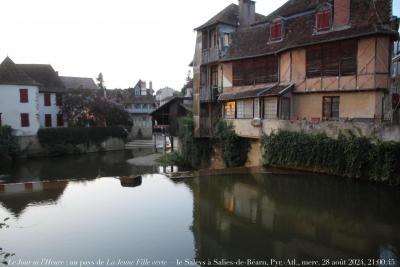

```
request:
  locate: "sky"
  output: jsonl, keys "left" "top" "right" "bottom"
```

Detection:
{"left": 0, "top": 0, "right": 399, "bottom": 91}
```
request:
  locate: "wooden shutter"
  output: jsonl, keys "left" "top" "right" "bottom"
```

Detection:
{"left": 45, "top": 114, "right": 52, "bottom": 127}
{"left": 44, "top": 93, "right": 51, "bottom": 106}
{"left": 317, "top": 10, "right": 331, "bottom": 31}
{"left": 21, "top": 113, "right": 30, "bottom": 127}
{"left": 322, "top": 43, "right": 340, "bottom": 76}
{"left": 306, "top": 45, "right": 322, "bottom": 78}
{"left": 57, "top": 114, "right": 64, "bottom": 127}
{"left": 56, "top": 94, "right": 62, "bottom": 106}
{"left": 233, "top": 61, "right": 244, "bottom": 86}
{"left": 20, "top": 89, "right": 28, "bottom": 103}
{"left": 271, "top": 21, "right": 282, "bottom": 41}
{"left": 340, "top": 39, "right": 357, "bottom": 76}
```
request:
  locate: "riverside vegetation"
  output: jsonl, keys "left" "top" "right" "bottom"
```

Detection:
{"left": 262, "top": 130, "right": 400, "bottom": 185}
{"left": 158, "top": 116, "right": 250, "bottom": 169}
{"left": 0, "top": 126, "right": 18, "bottom": 165}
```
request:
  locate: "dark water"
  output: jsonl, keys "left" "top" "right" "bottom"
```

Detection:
{"left": 0, "top": 151, "right": 399, "bottom": 267}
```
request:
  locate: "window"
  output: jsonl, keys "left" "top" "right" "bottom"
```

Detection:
{"left": 279, "top": 97, "right": 291, "bottom": 120}
{"left": 233, "top": 55, "right": 278, "bottom": 86}
{"left": 57, "top": 114, "right": 64, "bottom": 127}
{"left": 270, "top": 20, "right": 282, "bottom": 41}
{"left": 45, "top": 114, "right": 52, "bottom": 127}
{"left": 211, "top": 65, "right": 218, "bottom": 88}
{"left": 264, "top": 99, "right": 278, "bottom": 119}
{"left": 306, "top": 40, "right": 357, "bottom": 78}
{"left": 224, "top": 101, "right": 236, "bottom": 119}
{"left": 44, "top": 93, "right": 51, "bottom": 106}
{"left": 323, "top": 96, "right": 340, "bottom": 119}
{"left": 56, "top": 94, "right": 62, "bottom": 106}
{"left": 20, "top": 89, "right": 28, "bottom": 103}
{"left": 223, "top": 33, "right": 231, "bottom": 47}
{"left": 21, "top": 113, "right": 30, "bottom": 127}
{"left": 316, "top": 8, "right": 331, "bottom": 31}
{"left": 236, "top": 99, "right": 254, "bottom": 119}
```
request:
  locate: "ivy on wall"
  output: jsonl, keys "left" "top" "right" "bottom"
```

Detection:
{"left": 261, "top": 130, "right": 400, "bottom": 185}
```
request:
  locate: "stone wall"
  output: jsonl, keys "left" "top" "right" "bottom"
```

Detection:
{"left": 17, "top": 136, "right": 126, "bottom": 158}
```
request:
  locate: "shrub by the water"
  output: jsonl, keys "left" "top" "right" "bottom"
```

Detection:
{"left": 38, "top": 127, "right": 128, "bottom": 156}
{"left": 0, "top": 126, "right": 19, "bottom": 163}
{"left": 214, "top": 120, "right": 250, "bottom": 168}
{"left": 261, "top": 130, "right": 400, "bottom": 185}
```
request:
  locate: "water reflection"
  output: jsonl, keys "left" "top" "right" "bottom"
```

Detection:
{"left": 0, "top": 149, "right": 158, "bottom": 183}
{"left": 187, "top": 173, "right": 400, "bottom": 263}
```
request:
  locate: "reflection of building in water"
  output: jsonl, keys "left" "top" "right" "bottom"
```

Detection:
{"left": 188, "top": 174, "right": 400, "bottom": 261}
{"left": 0, "top": 181, "right": 68, "bottom": 217}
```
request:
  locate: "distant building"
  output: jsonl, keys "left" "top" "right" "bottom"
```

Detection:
{"left": 155, "top": 87, "right": 177, "bottom": 106}
{"left": 60, "top": 76, "right": 99, "bottom": 91}
{"left": 0, "top": 56, "right": 99, "bottom": 136}
{"left": 124, "top": 80, "right": 156, "bottom": 138}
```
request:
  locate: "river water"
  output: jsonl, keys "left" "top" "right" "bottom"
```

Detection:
{"left": 0, "top": 150, "right": 399, "bottom": 267}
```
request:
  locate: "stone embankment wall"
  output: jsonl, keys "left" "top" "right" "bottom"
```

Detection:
{"left": 17, "top": 136, "right": 126, "bottom": 158}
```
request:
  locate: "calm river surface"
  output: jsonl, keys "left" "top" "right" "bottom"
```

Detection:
{"left": 0, "top": 150, "right": 399, "bottom": 267}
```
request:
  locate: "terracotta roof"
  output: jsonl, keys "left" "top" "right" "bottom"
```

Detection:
{"left": 17, "top": 64, "right": 66, "bottom": 93}
{"left": 60, "top": 76, "right": 99, "bottom": 90}
{"left": 195, "top": 3, "right": 266, "bottom": 30}
{"left": 0, "top": 57, "right": 40, "bottom": 86}
{"left": 223, "top": 0, "right": 397, "bottom": 61}
{"left": 218, "top": 84, "right": 293, "bottom": 101}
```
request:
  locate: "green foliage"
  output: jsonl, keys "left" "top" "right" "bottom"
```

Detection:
{"left": 38, "top": 127, "right": 128, "bottom": 156}
{"left": 157, "top": 152, "right": 187, "bottom": 167}
{"left": 176, "top": 116, "right": 213, "bottom": 169}
{"left": 262, "top": 130, "right": 400, "bottom": 185}
{"left": 0, "top": 126, "right": 19, "bottom": 163}
{"left": 214, "top": 120, "right": 250, "bottom": 167}
{"left": 61, "top": 89, "right": 132, "bottom": 127}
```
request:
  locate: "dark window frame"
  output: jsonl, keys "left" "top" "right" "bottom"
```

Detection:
{"left": 57, "top": 114, "right": 64, "bottom": 127}
{"left": 45, "top": 114, "right": 52, "bottom": 127}
{"left": 270, "top": 19, "right": 283, "bottom": 41}
{"left": 44, "top": 93, "right": 51, "bottom": 106}
{"left": 322, "top": 96, "right": 340, "bottom": 120}
{"left": 20, "top": 89, "right": 28, "bottom": 103}
{"left": 21, "top": 113, "right": 30, "bottom": 127}
{"left": 316, "top": 8, "right": 332, "bottom": 32}
{"left": 232, "top": 55, "right": 279, "bottom": 86}
{"left": 56, "top": 94, "right": 62, "bottom": 106}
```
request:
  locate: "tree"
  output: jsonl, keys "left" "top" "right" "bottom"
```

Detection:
{"left": 97, "top": 73, "right": 105, "bottom": 90}
{"left": 180, "top": 70, "right": 193, "bottom": 96}
{"left": 61, "top": 89, "right": 132, "bottom": 127}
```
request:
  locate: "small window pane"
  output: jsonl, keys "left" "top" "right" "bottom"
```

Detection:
{"left": 237, "top": 99, "right": 253, "bottom": 119}
{"left": 264, "top": 99, "right": 278, "bottom": 119}
{"left": 224, "top": 102, "right": 236, "bottom": 119}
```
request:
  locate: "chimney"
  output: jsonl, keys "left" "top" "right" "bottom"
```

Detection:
{"left": 149, "top": 81, "right": 153, "bottom": 90}
{"left": 334, "top": 0, "right": 350, "bottom": 27}
{"left": 239, "top": 0, "right": 255, "bottom": 27}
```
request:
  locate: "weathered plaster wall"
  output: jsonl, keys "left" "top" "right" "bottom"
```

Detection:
{"left": 0, "top": 84, "right": 40, "bottom": 136}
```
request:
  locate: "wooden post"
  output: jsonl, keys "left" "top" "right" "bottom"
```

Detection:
{"left": 170, "top": 135, "right": 174, "bottom": 152}
{"left": 163, "top": 134, "right": 167, "bottom": 154}
{"left": 153, "top": 134, "right": 157, "bottom": 153}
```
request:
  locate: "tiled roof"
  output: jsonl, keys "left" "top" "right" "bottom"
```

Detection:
{"left": 17, "top": 64, "right": 66, "bottom": 93}
{"left": 218, "top": 84, "right": 293, "bottom": 101}
{"left": 195, "top": 3, "right": 266, "bottom": 30}
{"left": 60, "top": 76, "right": 99, "bottom": 91}
{"left": 223, "top": 0, "right": 397, "bottom": 61}
{"left": 0, "top": 57, "right": 40, "bottom": 86}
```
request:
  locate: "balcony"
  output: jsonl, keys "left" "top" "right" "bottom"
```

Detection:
{"left": 126, "top": 107, "right": 155, "bottom": 114}
{"left": 200, "top": 86, "right": 219, "bottom": 103}
{"left": 201, "top": 47, "right": 220, "bottom": 65}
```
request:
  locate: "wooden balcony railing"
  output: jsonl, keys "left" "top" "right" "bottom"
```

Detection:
{"left": 200, "top": 86, "right": 219, "bottom": 103}
{"left": 201, "top": 47, "right": 220, "bottom": 65}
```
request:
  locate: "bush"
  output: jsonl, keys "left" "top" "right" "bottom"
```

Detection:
{"left": 214, "top": 120, "right": 250, "bottom": 167}
{"left": 38, "top": 127, "right": 128, "bottom": 156}
{"left": 261, "top": 130, "right": 400, "bottom": 185}
{"left": 177, "top": 116, "right": 213, "bottom": 169}
{"left": 0, "top": 126, "right": 19, "bottom": 162}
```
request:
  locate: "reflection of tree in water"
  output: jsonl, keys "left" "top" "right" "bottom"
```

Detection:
{"left": 1, "top": 217, "right": 14, "bottom": 265}
{"left": 2, "top": 149, "right": 158, "bottom": 183}
{"left": 188, "top": 173, "right": 400, "bottom": 263}
{"left": 0, "top": 181, "right": 68, "bottom": 218}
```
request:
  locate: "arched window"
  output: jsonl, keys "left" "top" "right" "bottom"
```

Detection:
{"left": 270, "top": 19, "right": 283, "bottom": 41}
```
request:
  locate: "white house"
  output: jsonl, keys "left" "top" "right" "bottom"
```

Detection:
{"left": 17, "top": 64, "right": 67, "bottom": 129}
{"left": 0, "top": 57, "right": 41, "bottom": 136}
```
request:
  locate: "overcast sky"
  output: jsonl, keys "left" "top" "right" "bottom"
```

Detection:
{"left": 0, "top": 0, "right": 399, "bottom": 91}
